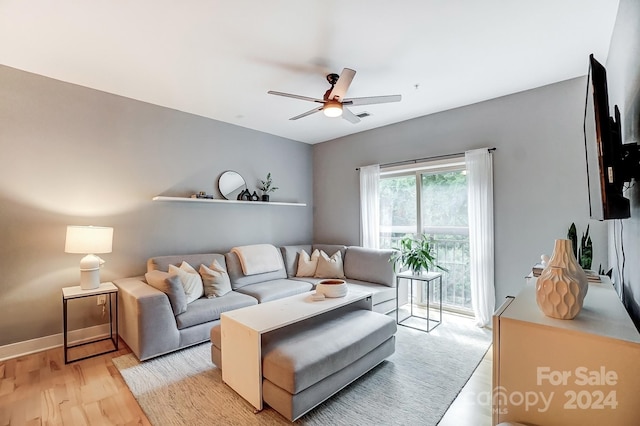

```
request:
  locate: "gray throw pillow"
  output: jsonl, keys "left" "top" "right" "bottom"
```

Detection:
{"left": 145, "top": 270, "right": 188, "bottom": 315}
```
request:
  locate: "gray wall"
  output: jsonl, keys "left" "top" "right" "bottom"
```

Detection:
{"left": 313, "top": 78, "right": 608, "bottom": 302}
{"left": 606, "top": 0, "right": 640, "bottom": 326}
{"left": 0, "top": 65, "right": 313, "bottom": 346}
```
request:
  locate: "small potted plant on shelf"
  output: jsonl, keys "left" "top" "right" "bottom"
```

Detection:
{"left": 258, "top": 172, "right": 279, "bottom": 202}
{"left": 390, "top": 234, "right": 448, "bottom": 275}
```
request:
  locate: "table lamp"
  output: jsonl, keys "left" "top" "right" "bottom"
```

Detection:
{"left": 65, "top": 225, "right": 113, "bottom": 290}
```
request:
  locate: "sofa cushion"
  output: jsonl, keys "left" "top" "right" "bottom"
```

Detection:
{"left": 144, "top": 270, "right": 188, "bottom": 315}
{"left": 314, "top": 250, "right": 346, "bottom": 279}
{"left": 345, "top": 279, "right": 396, "bottom": 306}
{"left": 280, "top": 245, "right": 312, "bottom": 277}
{"left": 199, "top": 260, "right": 232, "bottom": 298}
{"left": 175, "top": 291, "right": 258, "bottom": 330}
{"left": 295, "top": 249, "right": 320, "bottom": 277}
{"left": 234, "top": 279, "right": 312, "bottom": 303}
{"left": 225, "top": 251, "right": 287, "bottom": 289}
{"left": 147, "top": 253, "right": 227, "bottom": 273}
{"left": 169, "top": 262, "right": 204, "bottom": 304}
{"left": 262, "top": 309, "right": 397, "bottom": 394}
{"left": 344, "top": 246, "right": 396, "bottom": 286}
{"left": 288, "top": 276, "right": 322, "bottom": 286}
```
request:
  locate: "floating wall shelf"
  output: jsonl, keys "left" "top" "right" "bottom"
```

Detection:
{"left": 152, "top": 196, "right": 306, "bottom": 207}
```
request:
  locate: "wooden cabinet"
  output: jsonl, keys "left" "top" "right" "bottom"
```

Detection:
{"left": 492, "top": 278, "right": 640, "bottom": 425}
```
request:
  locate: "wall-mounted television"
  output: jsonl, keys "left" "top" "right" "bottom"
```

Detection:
{"left": 583, "top": 54, "right": 638, "bottom": 220}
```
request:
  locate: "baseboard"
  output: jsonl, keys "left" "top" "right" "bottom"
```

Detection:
{"left": 0, "top": 324, "right": 113, "bottom": 362}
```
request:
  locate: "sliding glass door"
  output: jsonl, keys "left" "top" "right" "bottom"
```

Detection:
{"left": 379, "top": 161, "right": 472, "bottom": 313}
{"left": 380, "top": 174, "right": 416, "bottom": 249}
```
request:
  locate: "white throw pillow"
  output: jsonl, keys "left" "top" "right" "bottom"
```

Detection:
{"left": 199, "top": 259, "right": 232, "bottom": 298}
{"left": 296, "top": 249, "right": 320, "bottom": 277}
{"left": 168, "top": 261, "right": 204, "bottom": 304}
{"left": 314, "top": 250, "right": 346, "bottom": 279}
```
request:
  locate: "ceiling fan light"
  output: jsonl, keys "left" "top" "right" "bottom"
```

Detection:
{"left": 323, "top": 101, "right": 343, "bottom": 118}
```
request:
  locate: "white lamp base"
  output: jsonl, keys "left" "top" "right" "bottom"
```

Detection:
{"left": 79, "top": 254, "right": 103, "bottom": 290}
{"left": 80, "top": 269, "right": 100, "bottom": 290}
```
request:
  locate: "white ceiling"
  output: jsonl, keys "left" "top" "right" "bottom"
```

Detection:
{"left": 0, "top": 0, "right": 620, "bottom": 144}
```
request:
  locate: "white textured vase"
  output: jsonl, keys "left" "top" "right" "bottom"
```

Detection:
{"left": 535, "top": 239, "right": 589, "bottom": 319}
{"left": 547, "top": 238, "right": 588, "bottom": 301}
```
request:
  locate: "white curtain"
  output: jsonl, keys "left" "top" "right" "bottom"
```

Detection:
{"left": 465, "top": 149, "right": 495, "bottom": 327}
{"left": 359, "top": 164, "right": 380, "bottom": 249}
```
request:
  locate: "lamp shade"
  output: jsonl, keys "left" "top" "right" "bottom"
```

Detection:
{"left": 65, "top": 226, "right": 113, "bottom": 254}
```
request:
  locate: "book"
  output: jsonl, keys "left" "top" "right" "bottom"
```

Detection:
{"left": 532, "top": 263, "right": 544, "bottom": 277}
{"left": 532, "top": 263, "right": 601, "bottom": 282}
{"left": 584, "top": 269, "right": 602, "bottom": 283}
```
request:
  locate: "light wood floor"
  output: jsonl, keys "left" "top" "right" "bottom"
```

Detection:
{"left": 1, "top": 332, "right": 492, "bottom": 426}
{"left": 0, "top": 339, "right": 150, "bottom": 426}
{"left": 439, "top": 344, "right": 493, "bottom": 425}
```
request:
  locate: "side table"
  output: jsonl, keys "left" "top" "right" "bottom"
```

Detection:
{"left": 62, "top": 282, "right": 119, "bottom": 364}
{"left": 395, "top": 271, "right": 443, "bottom": 332}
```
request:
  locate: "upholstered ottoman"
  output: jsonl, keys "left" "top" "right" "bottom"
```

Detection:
{"left": 261, "top": 309, "right": 396, "bottom": 421}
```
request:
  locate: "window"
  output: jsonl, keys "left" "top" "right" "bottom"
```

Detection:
{"left": 379, "top": 158, "right": 472, "bottom": 313}
{"left": 380, "top": 174, "right": 416, "bottom": 248}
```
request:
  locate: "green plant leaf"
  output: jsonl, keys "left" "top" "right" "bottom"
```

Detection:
{"left": 258, "top": 172, "right": 278, "bottom": 194}
{"left": 389, "top": 234, "right": 448, "bottom": 273}
{"left": 567, "top": 223, "right": 577, "bottom": 259}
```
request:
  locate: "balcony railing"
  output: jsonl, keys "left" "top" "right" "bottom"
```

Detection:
{"left": 381, "top": 226, "right": 472, "bottom": 313}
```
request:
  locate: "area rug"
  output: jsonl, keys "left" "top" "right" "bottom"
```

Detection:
{"left": 113, "top": 316, "right": 491, "bottom": 425}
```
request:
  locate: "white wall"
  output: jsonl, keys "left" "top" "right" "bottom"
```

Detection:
{"left": 313, "top": 77, "right": 608, "bottom": 302}
{"left": 0, "top": 65, "right": 313, "bottom": 346}
{"left": 606, "top": 0, "right": 640, "bottom": 326}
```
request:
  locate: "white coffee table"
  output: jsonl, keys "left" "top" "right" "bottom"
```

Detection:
{"left": 220, "top": 289, "right": 372, "bottom": 411}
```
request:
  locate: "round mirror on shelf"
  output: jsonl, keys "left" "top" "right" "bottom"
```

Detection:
{"left": 218, "top": 170, "right": 247, "bottom": 200}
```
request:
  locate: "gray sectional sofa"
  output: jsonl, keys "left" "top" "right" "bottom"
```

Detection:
{"left": 114, "top": 243, "right": 397, "bottom": 361}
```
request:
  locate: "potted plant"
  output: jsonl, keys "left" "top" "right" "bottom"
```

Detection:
{"left": 567, "top": 222, "right": 612, "bottom": 279}
{"left": 390, "top": 234, "right": 448, "bottom": 274}
{"left": 258, "top": 172, "right": 279, "bottom": 202}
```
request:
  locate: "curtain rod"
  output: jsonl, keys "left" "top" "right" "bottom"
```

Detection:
{"left": 355, "top": 147, "right": 496, "bottom": 171}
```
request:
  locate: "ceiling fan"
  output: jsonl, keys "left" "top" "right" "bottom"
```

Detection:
{"left": 267, "top": 68, "right": 402, "bottom": 124}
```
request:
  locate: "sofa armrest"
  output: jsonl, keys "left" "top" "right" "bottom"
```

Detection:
{"left": 113, "top": 277, "right": 180, "bottom": 361}
{"left": 343, "top": 246, "right": 396, "bottom": 287}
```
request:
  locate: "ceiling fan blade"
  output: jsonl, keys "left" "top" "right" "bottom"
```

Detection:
{"left": 268, "top": 91, "right": 324, "bottom": 103}
{"left": 341, "top": 107, "right": 361, "bottom": 124}
{"left": 328, "top": 68, "right": 356, "bottom": 101}
{"left": 290, "top": 106, "right": 324, "bottom": 120}
{"left": 343, "top": 94, "right": 402, "bottom": 106}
